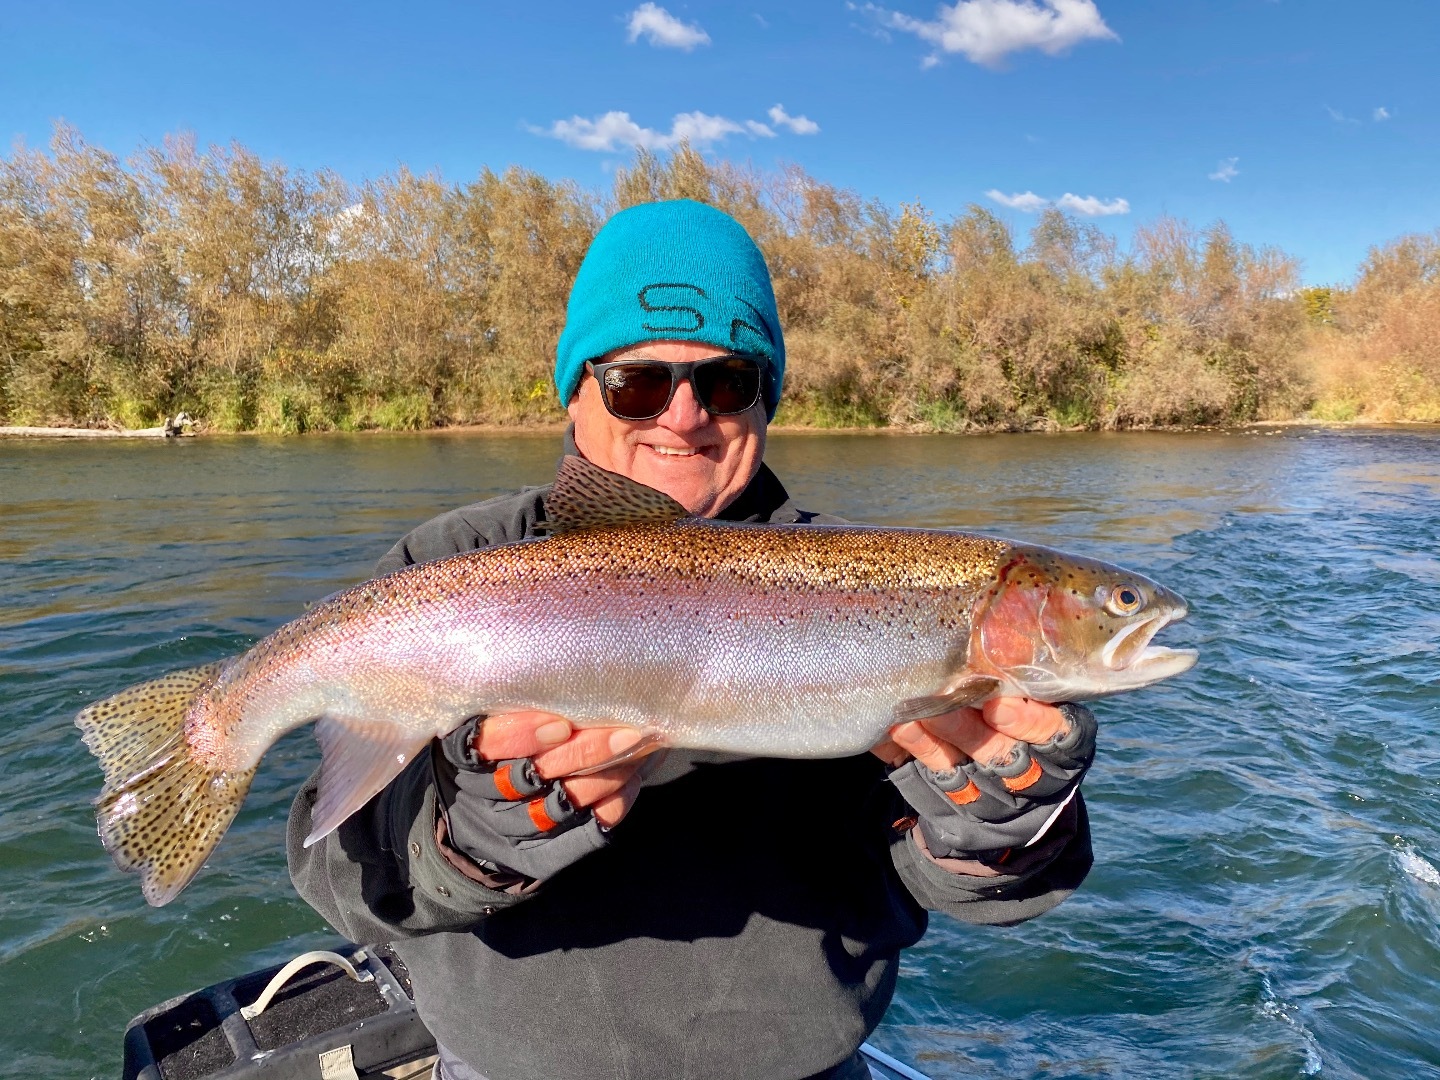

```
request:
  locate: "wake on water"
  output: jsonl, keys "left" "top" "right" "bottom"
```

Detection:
{"left": 1258, "top": 972, "right": 1324, "bottom": 1077}
{"left": 1394, "top": 842, "right": 1440, "bottom": 888}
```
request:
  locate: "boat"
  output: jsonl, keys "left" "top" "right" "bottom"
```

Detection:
{"left": 122, "top": 942, "right": 932, "bottom": 1080}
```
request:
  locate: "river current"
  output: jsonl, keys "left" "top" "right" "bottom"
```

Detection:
{"left": 1, "top": 427, "right": 1437, "bottom": 1078}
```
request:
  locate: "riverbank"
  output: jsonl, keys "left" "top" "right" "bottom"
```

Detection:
{"left": 9, "top": 415, "right": 1428, "bottom": 440}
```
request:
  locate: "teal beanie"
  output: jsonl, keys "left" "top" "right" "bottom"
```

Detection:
{"left": 555, "top": 200, "right": 785, "bottom": 419}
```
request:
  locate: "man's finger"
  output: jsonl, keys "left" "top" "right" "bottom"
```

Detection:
{"left": 532, "top": 727, "right": 646, "bottom": 780}
{"left": 559, "top": 763, "right": 644, "bottom": 811}
{"left": 474, "top": 711, "right": 573, "bottom": 761}
{"left": 919, "top": 707, "right": 1019, "bottom": 769}
{"left": 591, "top": 772, "right": 643, "bottom": 829}
{"left": 889, "top": 720, "right": 967, "bottom": 774}
{"left": 980, "top": 698, "right": 1069, "bottom": 744}
{"left": 869, "top": 735, "right": 910, "bottom": 768}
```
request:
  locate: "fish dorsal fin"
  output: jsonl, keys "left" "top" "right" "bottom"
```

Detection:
{"left": 540, "top": 455, "right": 689, "bottom": 534}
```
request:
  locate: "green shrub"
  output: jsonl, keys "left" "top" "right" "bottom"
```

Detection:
{"left": 368, "top": 392, "right": 435, "bottom": 431}
{"left": 1309, "top": 397, "right": 1359, "bottom": 422}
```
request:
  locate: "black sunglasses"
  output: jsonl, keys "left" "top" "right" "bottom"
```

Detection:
{"left": 585, "top": 354, "right": 766, "bottom": 421}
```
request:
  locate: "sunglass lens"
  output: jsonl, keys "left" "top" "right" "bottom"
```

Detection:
{"left": 602, "top": 364, "right": 673, "bottom": 419}
{"left": 695, "top": 358, "right": 761, "bottom": 414}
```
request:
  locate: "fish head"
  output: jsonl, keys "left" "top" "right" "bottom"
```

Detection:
{"left": 967, "top": 544, "right": 1197, "bottom": 702}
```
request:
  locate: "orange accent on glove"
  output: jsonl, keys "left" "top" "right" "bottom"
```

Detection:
{"left": 945, "top": 779, "right": 983, "bottom": 805}
{"left": 1002, "top": 757, "right": 1045, "bottom": 792}
{"left": 526, "top": 796, "right": 559, "bottom": 832}
{"left": 493, "top": 762, "right": 524, "bottom": 801}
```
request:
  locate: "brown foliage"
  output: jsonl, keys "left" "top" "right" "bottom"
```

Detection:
{"left": 1, "top": 127, "right": 1435, "bottom": 431}
{"left": 1301, "top": 233, "right": 1440, "bottom": 422}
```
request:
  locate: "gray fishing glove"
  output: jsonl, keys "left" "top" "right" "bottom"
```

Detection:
{"left": 889, "top": 702, "right": 1097, "bottom": 860}
{"left": 433, "top": 716, "right": 609, "bottom": 882}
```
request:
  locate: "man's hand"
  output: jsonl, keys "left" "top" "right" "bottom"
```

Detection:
{"left": 475, "top": 710, "right": 648, "bottom": 828}
{"left": 876, "top": 697, "right": 1095, "bottom": 873}
{"left": 871, "top": 697, "right": 1071, "bottom": 771}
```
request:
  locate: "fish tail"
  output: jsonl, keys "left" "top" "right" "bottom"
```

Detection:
{"left": 75, "top": 662, "right": 254, "bottom": 906}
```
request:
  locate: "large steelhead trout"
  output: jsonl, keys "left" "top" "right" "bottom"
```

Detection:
{"left": 78, "top": 456, "right": 1197, "bottom": 905}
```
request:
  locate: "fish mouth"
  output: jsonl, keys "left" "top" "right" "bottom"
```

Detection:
{"left": 1100, "top": 605, "right": 1198, "bottom": 685}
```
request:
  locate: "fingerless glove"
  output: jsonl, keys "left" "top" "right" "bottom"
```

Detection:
{"left": 888, "top": 703, "right": 1096, "bottom": 859}
{"left": 434, "top": 716, "right": 610, "bottom": 882}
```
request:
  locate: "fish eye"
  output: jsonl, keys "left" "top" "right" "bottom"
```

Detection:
{"left": 1106, "top": 584, "right": 1144, "bottom": 615}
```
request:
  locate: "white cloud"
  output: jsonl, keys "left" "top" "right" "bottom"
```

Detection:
{"left": 669, "top": 111, "right": 747, "bottom": 146}
{"left": 986, "top": 188, "right": 1129, "bottom": 215}
{"left": 866, "top": 0, "right": 1118, "bottom": 67}
{"left": 537, "top": 104, "right": 820, "bottom": 153}
{"left": 768, "top": 104, "right": 821, "bottom": 135}
{"left": 1374, "top": 106, "right": 1390, "bottom": 121}
{"left": 1208, "top": 156, "right": 1239, "bottom": 183}
{"left": 540, "top": 110, "right": 782, "bottom": 152}
{"left": 1056, "top": 192, "right": 1129, "bottom": 215}
{"left": 626, "top": 3, "right": 710, "bottom": 49}
{"left": 1325, "top": 105, "right": 1359, "bottom": 126}
{"left": 543, "top": 112, "right": 660, "bottom": 152}
{"left": 986, "top": 189, "right": 1049, "bottom": 211}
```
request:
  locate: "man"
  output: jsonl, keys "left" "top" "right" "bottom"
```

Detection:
{"left": 289, "top": 200, "right": 1096, "bottom": 1080}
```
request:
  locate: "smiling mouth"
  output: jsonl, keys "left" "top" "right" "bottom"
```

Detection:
{"left": 642, "top": 444, "right": 710, "bottom": 459}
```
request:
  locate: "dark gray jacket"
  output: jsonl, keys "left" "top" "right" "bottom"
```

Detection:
{"left": 287, "top": 456, "right": 1093, "bottom": 1080}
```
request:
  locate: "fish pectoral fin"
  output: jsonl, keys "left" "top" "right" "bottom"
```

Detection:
{"left": 893, "top": 675, "right": 1001, "bottom": 723}
{"left": 540, "top": 456, "right": 690, "bottom": 534}
{"left": 305, "top": 715, "right": 434, "bottom": 847}
{"left": 562, "top": 730, "right": 668, "bottom": 777}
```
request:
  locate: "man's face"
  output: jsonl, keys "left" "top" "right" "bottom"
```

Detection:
{"left": 568, "top": 339, "right": 768, "bottom": 519}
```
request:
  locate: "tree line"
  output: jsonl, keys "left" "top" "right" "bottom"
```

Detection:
{"left": 1, "top": 126, "right": 1435, "bottom": 432}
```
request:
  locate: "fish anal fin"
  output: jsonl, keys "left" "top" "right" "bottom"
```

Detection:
{"left": 542, "top": 456, "right": 689, "bottom": 534}
{"left": 305, "top": 716, "right": 433, "bottom": 846}
{"left": 893, "top": 675, "right": 1001, "bottom": 724}
{"left": 562, "top": 731, "right": 668, "bottom": 777}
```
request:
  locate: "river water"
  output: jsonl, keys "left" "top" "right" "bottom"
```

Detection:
{"left": 2, "top": 427, "right": 1438, "bottom": 1079}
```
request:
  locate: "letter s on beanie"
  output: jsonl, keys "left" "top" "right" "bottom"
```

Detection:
{"left": 554, "top": 200, "right": 786, "bottom": 419}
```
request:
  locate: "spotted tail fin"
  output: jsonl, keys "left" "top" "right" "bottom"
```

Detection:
{"left": 75, "top": 662, "right": 254, "bottom": 907}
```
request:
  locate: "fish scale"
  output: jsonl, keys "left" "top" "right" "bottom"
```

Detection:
{"left": 76, "top": 455, "right": 1196, "bottom": 906}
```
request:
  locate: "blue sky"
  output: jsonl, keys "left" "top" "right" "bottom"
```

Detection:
{"left": 2, "top": 0, "right": 1437, "bottom": 285}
